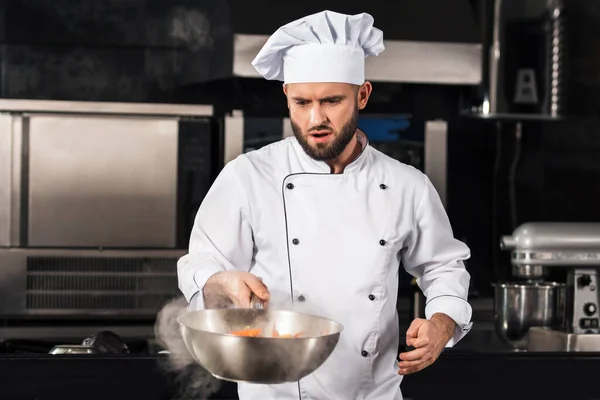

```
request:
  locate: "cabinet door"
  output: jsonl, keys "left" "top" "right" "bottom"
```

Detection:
{"left": 27, "top": 114, "right": 178, "bottom": 248}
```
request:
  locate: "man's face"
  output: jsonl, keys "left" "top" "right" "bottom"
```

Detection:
{"left": 284, "top": 82, "right": 371, "bottom": 161}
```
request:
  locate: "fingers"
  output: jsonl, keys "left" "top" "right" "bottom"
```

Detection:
{"left": 406, "top": 318, "right": 425, "bottom": 339}
{"left": 227, "top": 276, "right": 254, "bottom": 308}
{"left": 230, "top": 285, "right": 252, "bottom": 308}
{"left": 400, "top": 320, "right": 433, "bottom": 375}
{"left": 406, "top": 318, "right": 431, "bottom": 347}
{"left": 224, "top": 272, "right": 270, "bottom": 308}
{"left": 231, "top": 298, "right": 248, "bottom": 308}
{"left": 398, "top": 319, "right": 447, "bottom": 375}
{"left": 398, "top": 348, "right": 433, "bottom": 371}
{"left": 244, "top": 274, "right": 270, "bottom": 301}
{"left": 398, "top": 358, "right": 434, "bottom": 375}
{"left": 407, "top": 335, "right": 430, "bottom": 348}
{"left": 398, "top": 356, "right": 431, "bottom": 370}
{"left": 398, "top": 347, "right": 428, "bottom": 362}
{"left": 398, "top": 359, "right": 431, "bottom": 374}
{"left": 213, "top": 271, "right": 271, "bottom": 309}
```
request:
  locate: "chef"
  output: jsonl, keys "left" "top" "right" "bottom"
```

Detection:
{"left": 177, "top": 9, "right": 473, "bottom": 400}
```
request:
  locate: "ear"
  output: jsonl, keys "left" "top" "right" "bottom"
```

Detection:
{"left": 283, "top": 84, "right": 290, "bottom": 108}
{"left": 357, "top": 82, "right": 373, "bottom": 110}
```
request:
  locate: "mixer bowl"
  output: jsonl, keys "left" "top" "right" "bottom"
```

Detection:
{"left": 178, "top": 308, "right": 343, "bottom": 384}
{"left": 492, "top": 282, "right": 566, "bottom": 350}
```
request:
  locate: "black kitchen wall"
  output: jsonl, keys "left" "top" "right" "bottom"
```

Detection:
{"left": 228, "top": 0, "right": 480, "bottom": 42}
{"left": 0, "top": 0, "right": 233, "bottom": 103}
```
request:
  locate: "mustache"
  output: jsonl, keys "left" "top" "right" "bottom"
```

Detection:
{"left": 307, "top": 125, "right": 333, "bottom": 133}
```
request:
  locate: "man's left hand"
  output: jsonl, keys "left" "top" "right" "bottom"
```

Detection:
{"left": 397, "top": 313, "right": 455, "bottom": 375}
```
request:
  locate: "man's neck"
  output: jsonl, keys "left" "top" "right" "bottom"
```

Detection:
{"left": 326, "top": 131, "right": 363, "bottom": 174}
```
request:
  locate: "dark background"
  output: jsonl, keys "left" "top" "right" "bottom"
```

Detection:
{"left": 2, "top": 0, "right": 599, "bottom": 299}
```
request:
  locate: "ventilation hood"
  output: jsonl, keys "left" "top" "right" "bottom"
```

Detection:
{"left": 232, "top": 34, "right": 482, "bottom": 86}
{"left": 226, "top": 0, "right": 483, "bottom": 86}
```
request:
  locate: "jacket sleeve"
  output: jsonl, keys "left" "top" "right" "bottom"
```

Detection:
{"left": 177, "top": 160, "right": 255, "bottom": 310}
{"left": 400, "top": 174, "right": 473, "bottom": 347}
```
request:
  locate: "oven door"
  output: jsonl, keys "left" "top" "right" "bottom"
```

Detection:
{"left": 0, "top": 101, "right": 218, "bottom": 250}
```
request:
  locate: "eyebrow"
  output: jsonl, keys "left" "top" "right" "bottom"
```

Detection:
{"left": 291, "top": 95, "right": 347, "bottom": 102}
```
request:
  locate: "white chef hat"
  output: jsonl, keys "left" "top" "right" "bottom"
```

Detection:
{"left": 251, "top": 10, "right": 385, "bottom": 85}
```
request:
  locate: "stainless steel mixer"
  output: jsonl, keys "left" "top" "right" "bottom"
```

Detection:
{"left": 497, "top": 222, "right": 600, "bottom": 351}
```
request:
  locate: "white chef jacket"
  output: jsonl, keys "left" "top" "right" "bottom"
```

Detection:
{"left": 178, "top": 130, "right": 473, "bottom": 400}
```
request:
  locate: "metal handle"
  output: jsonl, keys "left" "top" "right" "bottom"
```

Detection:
{"left": 250, "top": 293, "right": 264, "bottom": 309}
{"left": 500, "top": 235, "right": 516, "bottom": 250}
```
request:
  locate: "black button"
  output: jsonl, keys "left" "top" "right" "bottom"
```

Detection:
{"left": 368, "top": 294, "right": 375, "bottom": 301}
{"left": 580, "top": 318, "right": 599, "bottom": 329}
{"left": 379, "top": 239, "right": 386, "bottom": 246}
{"left": 361, "top": 350, "right": 368, "bottom": 357}
{"left": 292, "top": 238, "right": 300, "bottom": 245}
{"left": 287, "top": 183, "right": 294, "bottom": 190}
{"left": 298, "top": 295, "right": 306, "bottom": 302}
{"left": 380, "top": 184, "right": 387, "bottom": 189}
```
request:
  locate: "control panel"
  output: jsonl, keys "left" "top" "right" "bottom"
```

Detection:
{"left": 573, "top": 269, "right": 600, "bottom": 334}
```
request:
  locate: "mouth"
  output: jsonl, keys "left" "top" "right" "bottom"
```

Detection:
{"left": 308, "top": 131, "right": 332, "bottom": 143}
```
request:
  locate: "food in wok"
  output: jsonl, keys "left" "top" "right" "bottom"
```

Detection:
{"left": 178, "top": 308, "right": 343, "bottom": 383}
{"left": 229, "top": 326, "right": 305, "bottom": 338}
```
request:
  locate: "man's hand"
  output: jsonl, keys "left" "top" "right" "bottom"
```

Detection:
{"left": 397, "top": 313, "right": 456, "bottom": 375}
{"left": 204, "top": 271, "right": 270, "bottom": 308}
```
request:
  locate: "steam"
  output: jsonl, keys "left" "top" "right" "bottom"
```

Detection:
{"left": 154, "top": 296, "right": 222, "bottom": 400}
{"left": 153, "top": 294, "right": 342, "bottom": 398}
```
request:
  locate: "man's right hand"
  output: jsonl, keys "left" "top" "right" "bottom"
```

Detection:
{"left": 205, "top": 271, "right": 270, "bottom": 308}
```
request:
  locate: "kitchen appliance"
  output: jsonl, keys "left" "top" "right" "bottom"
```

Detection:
{"left": 0, "top": 99, "right": 221, "bottom": 332}
{"left": 492, "top": 281, "right": 565, "bottom": 350}
{"left": 48, "top": 330, "right": 131, "bottom": 355}
{"left": 178, "top": 308, "right": 342, "bottom": 384}
{"left": 48, "top": 345, "right": 96, "bottom": 355}
{"left": 498, "top": 222, "right": 600, "bottom": 351}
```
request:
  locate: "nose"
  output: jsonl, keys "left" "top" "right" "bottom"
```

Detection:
{"left": 309, "top": 104, "right": 327, "bottom": 127}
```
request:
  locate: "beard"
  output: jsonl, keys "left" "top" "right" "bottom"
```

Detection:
{"left": 290, "top": 107, "right": 359, "bottom": 161}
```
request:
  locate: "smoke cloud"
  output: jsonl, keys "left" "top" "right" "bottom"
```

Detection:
{"left": 154, "top": 296, "right": 223, "bottom": 400}
{"left": 153, "top": 294, "right": 342, "bottom": 399}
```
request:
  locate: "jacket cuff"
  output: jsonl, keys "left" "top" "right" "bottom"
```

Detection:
{"left": 191, "top": 266, "right": 224, "bottom": 306}
{"left": 188, "top": 292, "right": 203, "bottom": 311}
{"left": 178, "top": 261, "right": 223, "bottom": 303}
{"left": 425, "top": 295, "right": 473, "bottom": 347}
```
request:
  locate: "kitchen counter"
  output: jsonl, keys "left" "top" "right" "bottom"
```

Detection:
{"left": 402, "top": 350, "right": 600, "bottom": 400}
{"left": 1, "top": 350, "right": 599, "bottom": 400}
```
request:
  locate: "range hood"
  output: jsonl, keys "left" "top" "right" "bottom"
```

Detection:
{"left": 232, "top": 34, "right": 482, "bottom": 86}
{"left": 226, "top": 0, "right": 482, "bottom": 86}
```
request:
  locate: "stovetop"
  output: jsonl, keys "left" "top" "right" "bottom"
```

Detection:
{"left": 0, "top": 336, "right": 164, "bottom": 355}
{"left": 0, "top": 339, "right": 163, "bottom": 355}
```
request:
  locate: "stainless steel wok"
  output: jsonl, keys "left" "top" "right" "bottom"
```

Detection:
{"left": 178, "top": 308, "right": 343, "bottom": 384}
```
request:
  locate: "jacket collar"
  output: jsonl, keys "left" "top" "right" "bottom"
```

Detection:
{"left": 291, "top": 129, "right": 370, "bottom": 174}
